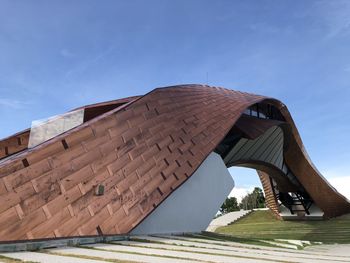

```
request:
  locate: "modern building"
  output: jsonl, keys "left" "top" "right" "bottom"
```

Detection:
{"left": 0, "top": 85, "right": 349, "bottom": 242}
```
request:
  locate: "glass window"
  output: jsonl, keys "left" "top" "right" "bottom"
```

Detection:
{"left": 28, "top": 109, "right": 84, "bottom": 148}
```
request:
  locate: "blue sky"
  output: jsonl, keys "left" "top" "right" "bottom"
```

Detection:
{"left": 1, "top": 0, "right": 350, "bottom": 199}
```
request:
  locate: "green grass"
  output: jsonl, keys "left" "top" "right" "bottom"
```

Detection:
{"left": 185, "top": 232, "right": 281, "bottom": 248}
{"left": 215, "top": 210, "right": 350, "bottom": 244}
{"left": 111, "top": 241, "right": 297, "bottom": 263}
{"left": 44, "top": 251, "right": 136, "bottom": 263}
{"left": 75, "top": 245, "right": 204, "bottom": 262}
{"left": 0, "top": 255, "right": 37, "bottom": 263}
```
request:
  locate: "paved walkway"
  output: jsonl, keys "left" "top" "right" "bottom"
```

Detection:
{"left": 1, "top": 235, "right": 350, "bottom": 262}
{"left": 0, "top": 251, "right": 104, "bottom": 263}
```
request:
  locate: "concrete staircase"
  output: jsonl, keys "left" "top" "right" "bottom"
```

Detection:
{"left": 206, "top": 210, "right": 252, "bottom": 232}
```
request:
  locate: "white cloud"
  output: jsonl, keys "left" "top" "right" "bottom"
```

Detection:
{"left": 228, "top": 187, "right": 254, "bottom": 203}
{"left": 327, "top": 176, "right": 350, "bottom": 200}
{"left": 319, "top": 167, "right": 350, "bottom": 200}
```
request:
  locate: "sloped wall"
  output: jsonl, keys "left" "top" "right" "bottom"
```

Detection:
{"left": 131, "top": 152, "right": 234, "bottom": 234}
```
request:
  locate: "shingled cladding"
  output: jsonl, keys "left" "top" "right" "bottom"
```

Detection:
{"left": 0, "top": 85, "right": 349, "bottom": 242}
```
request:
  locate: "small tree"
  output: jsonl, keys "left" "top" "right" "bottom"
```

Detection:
{"left": 252, "top": 187, "right": 265, "bottom": 208}
{"left": 239, "top": 187, "right": 265, "bottom": 210}
{"left": 220, "top": 197, "right": 240, "bottom": 214}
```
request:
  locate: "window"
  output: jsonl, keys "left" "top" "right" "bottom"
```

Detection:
{"left": 28, "top": 109, "right": 84, "bottom": 148}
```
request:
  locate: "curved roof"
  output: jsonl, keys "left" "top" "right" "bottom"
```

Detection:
{"left": 0, "top": 84, "right": 349, "bottom": 242}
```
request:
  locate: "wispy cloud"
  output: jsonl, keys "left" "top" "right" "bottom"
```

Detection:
{"left": 64, "top": 46, "right": 115, "bottom": 79}
{"left": 315, "top": 0, "right": 350, "bottom": 38}
{"left": 60, "top": 49, "right": 75, "bottom": 58}
{"left": 0, "top": 98, "right": 30, "bottom": 109}
{"left": 248, "top": 22, "right": 280, "bottom": 34}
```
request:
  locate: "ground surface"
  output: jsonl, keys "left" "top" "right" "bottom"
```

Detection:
{"left": 1, "top": 234, "right": 350, "bottom": 263}
{"left": 216, "top": 210, "right": 350, "bottom": 244}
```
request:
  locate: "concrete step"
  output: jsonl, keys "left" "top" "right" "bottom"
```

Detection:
{"left": 207, "top": 210, "right": 252, "bottom": 231}
{"left": 0, "top": 251, "right": 105, "bottom": 263}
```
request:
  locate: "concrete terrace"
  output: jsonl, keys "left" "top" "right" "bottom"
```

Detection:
{"left": 1, "top": 234, "right": 350, "bottom": 263}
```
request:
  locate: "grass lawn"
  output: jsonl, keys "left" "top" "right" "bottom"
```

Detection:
{"left": 215, "top": 210, "right": 350, "bottom": 244}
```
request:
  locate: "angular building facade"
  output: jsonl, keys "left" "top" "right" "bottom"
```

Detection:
{"left": 0, "top": 85, "right": 349, "bottom": 242}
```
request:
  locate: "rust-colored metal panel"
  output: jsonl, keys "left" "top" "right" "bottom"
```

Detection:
{"left": 266, "top": 99, "right": 350, "bottom": 218}
{"left": 257, "top": 170, "right": 281, "bottom": 219}
{"left": 0, "top": 130, "right": 30, "bottom": 160}
{"left": 0, "top": 84, "right": 349, "bottom": 242}
{"left": 235, "top": 114, "right": 284, "bottom": 140}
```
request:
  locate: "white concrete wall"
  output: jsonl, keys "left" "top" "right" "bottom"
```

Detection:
{"left": 131, "top": 152, "right": 234, "bottom": 235}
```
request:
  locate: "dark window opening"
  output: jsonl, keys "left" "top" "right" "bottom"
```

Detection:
{"left": 83, "top": 102, "right": 127, "bottom": 122}
{"left": 214, "top": 126, "right": 242, "bottom": 159}
{"left": 243, "top": 103, "right": 285, "bottom": 121}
